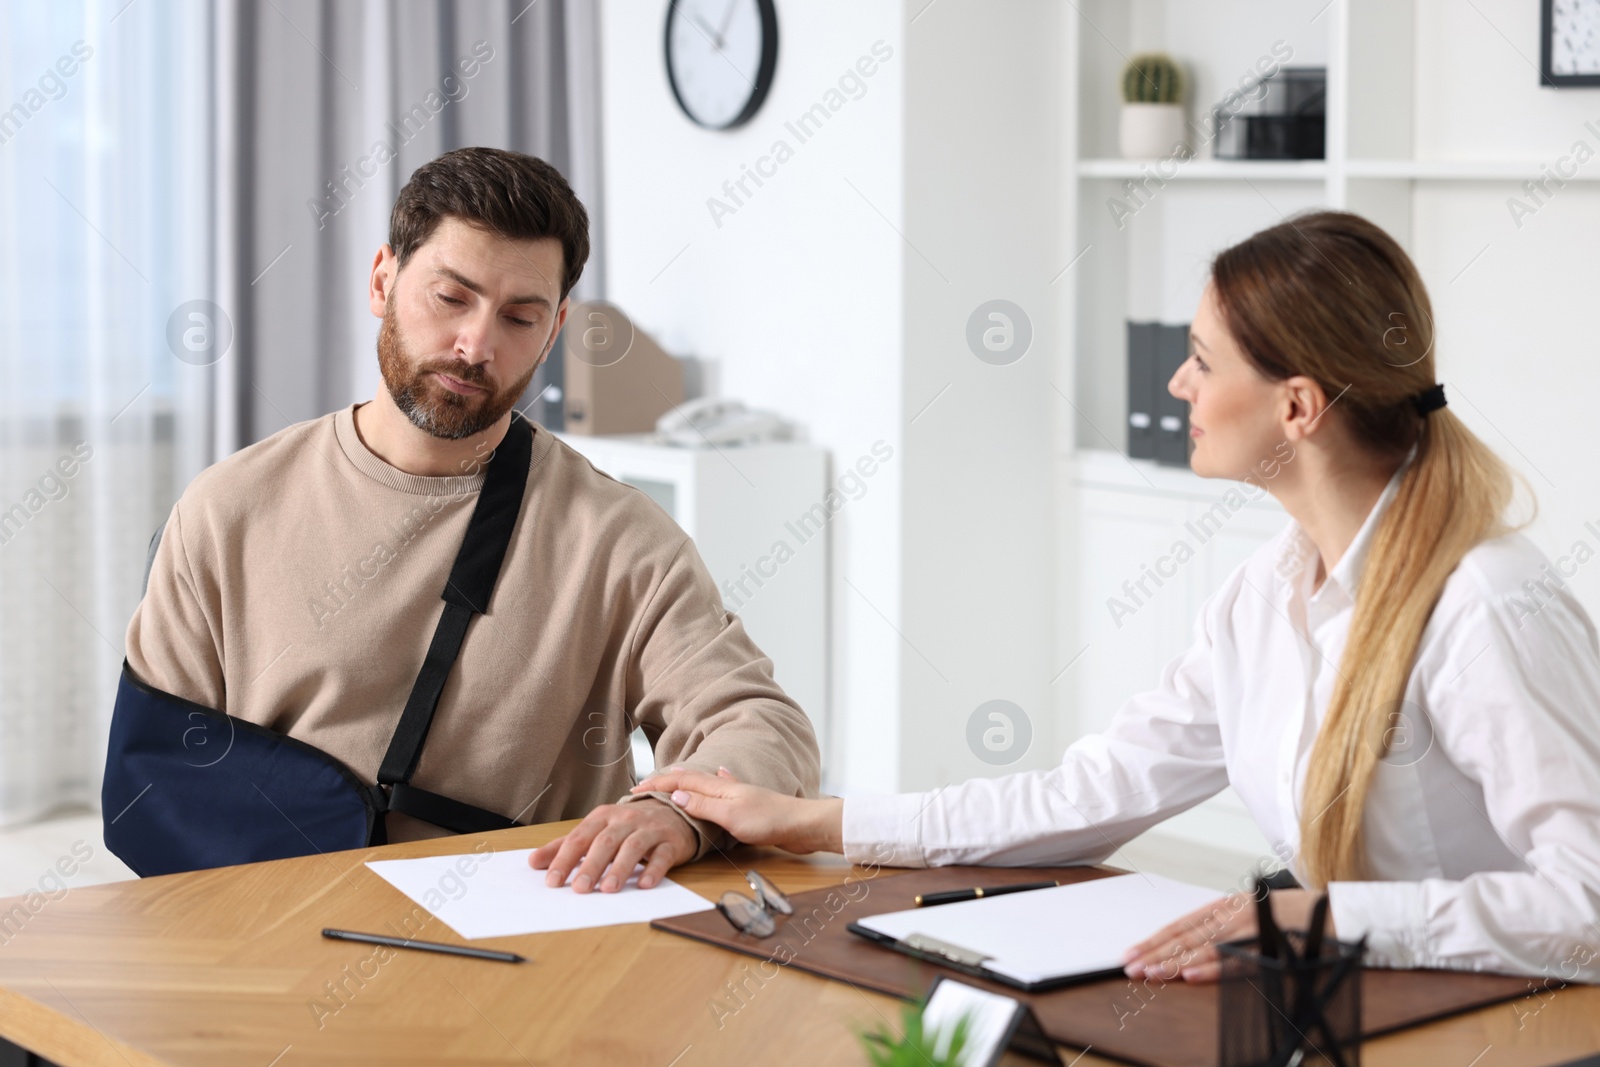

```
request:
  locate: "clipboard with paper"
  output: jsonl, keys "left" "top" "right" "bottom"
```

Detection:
{"left": 847, "top": 872, "right": 1221, "bottom": 992}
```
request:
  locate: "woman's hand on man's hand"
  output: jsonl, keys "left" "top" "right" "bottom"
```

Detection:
{"left": 631, "top": 766, "right": 845, "bottom": 855}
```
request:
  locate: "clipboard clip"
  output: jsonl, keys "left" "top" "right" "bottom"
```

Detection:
{"left": 904, "top": 933, "right": 992, "bottom": 969}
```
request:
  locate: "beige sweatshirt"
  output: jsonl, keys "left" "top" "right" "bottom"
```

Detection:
{"left": 126, "top": 404, "right": 820, "bottom": 854}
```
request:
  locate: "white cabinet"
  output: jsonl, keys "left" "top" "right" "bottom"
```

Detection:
{"left": 556, "top": 434, "right": 829, "bottom": 775}
{"left": 1067, "top": 450, "right": 1284, "bottom": 857}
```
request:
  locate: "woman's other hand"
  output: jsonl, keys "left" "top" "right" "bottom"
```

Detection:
{"left": 1120, "top": 888, "right": 1330, "bottom": 983}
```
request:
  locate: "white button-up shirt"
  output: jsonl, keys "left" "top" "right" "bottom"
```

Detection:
{"left": 843, "top": 461, "right": 1600, "bottom": 979}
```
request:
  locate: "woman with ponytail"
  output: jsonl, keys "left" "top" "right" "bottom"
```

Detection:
{"left": 629, "top": 211, "right": 1600, "bottom": 982}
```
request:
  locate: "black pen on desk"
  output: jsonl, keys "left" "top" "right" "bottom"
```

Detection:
{"left": 914, "top": 880, "right": 1059, "bottom": 907}
{"left": 322, "top": 928, "right": 525, "bottom": 963}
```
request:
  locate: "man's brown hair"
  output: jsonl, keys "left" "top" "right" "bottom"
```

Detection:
{"left": 389, "top": 146, "right": 590, "bottom": 302}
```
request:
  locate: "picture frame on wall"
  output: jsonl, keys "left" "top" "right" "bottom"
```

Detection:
{"left": 1543, "top": 0, "right": 1600, "bottom": 87}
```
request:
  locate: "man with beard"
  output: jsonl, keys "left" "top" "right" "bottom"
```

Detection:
{"left": 122, "top": 147, "right": 820, "bottom": 892}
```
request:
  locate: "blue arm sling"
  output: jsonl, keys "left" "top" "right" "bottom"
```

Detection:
{"left": 102, "top": 415, "right": 534, "bottom": 876}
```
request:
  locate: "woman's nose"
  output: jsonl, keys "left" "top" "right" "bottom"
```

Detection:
{"left": 1167, "top": 362, "right": 1191, "bottom": 401}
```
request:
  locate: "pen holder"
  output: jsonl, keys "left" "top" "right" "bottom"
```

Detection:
{"left": 1218, "top": 932, "right": 1364, "bottom": 1067}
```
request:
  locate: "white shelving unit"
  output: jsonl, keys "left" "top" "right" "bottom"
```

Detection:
{"left": 1064, "top": 0, "right": 1580, "bottom": 450}
{"left": 1056, "top": 0, "right": 1540, "bottom": 859}
{"left": 1079, "top": 157, "right": 1600, "bottom": 183}
{"left": 1077, "top": 158, "right": 1328, "bottom": 181}
{"left": 1343, "top": 159, "right": 1600, "bottom": 181}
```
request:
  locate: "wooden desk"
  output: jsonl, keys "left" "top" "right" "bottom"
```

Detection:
{"left": 0, "top": 822, "right": 1595, "bottom": 1066}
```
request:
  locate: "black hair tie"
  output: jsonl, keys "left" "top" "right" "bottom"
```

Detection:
{"left": 1411, "top": 383, "right": 1447, "bottom": 416}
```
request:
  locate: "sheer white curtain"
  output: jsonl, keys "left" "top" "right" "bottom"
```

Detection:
{"left": 0, "top": 0, "right": 210, "bottom": 825}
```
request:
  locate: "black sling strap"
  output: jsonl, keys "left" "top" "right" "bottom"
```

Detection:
{"left": 374, "top": 414, "right": 533, "bottom": 836}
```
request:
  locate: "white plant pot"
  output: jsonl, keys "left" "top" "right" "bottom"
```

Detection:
{"left": 1119, "top": 103, "right": 1188, "bottom": 160}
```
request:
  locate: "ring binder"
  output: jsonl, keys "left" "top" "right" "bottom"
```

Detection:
{"left": 1155, "top": 323, "right": 1192, "bottom": 467}
{"left": 1127, "top": 320, "right": 1160, "bottom": 460}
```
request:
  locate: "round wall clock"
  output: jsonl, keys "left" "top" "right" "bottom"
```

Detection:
{"left": 664, "top": 0, "right": 779, "bottom": 130}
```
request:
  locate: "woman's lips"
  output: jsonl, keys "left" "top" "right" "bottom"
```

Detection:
{"left": 434, "top": 371, "right": 484, "bottom": 395}
{"left": 1190, "top": 425, "right": 1203, "bottom": 437}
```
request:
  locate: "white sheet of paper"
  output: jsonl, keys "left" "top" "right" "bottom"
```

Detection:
{"left": 857, "top": 872, "right": 1220, "bottom": 986}
{"left": 364, "top": 847, "right": 714, "bottom": 939}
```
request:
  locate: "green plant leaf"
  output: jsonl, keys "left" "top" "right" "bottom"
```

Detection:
{"left": 857, "top": 997, "right": 975, "bottom": 1067}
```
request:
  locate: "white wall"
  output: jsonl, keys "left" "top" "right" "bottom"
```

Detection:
{"left": 1410, "top": 0, "right": 1600, "bottom": 617}
{"left": 600, "top": 0, "right": 907, "bottom": 792}
{"left": 599, "top": 0, "right": 1063, "bottom": 794}
{"left": 897, "top": 3, "right": 1062, "bottom": 791}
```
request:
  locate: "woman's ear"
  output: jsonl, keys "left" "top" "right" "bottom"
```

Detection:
{"left": 1280, "top": 374, "right": 1336, "bottom": 442}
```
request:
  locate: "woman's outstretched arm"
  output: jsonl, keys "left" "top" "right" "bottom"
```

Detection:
{"left": 639, "top": 565, "right": 1243, "bottom": 870}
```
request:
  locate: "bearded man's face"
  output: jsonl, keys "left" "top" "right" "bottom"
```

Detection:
{"left": 376, "top": 217, "right": 566, "bottom": 440}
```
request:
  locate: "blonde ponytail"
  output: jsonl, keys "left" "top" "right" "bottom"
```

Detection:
{"left": 1299, "top": 410, "right": 1517, "bottom": 884}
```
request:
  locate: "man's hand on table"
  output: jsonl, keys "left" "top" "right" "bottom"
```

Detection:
{"left": 528, "top": 797, "right": 698, "bottom": 893}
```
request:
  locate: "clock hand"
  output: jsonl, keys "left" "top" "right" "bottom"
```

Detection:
{"left": 715, "top": 0, "right": 739, "bottom": 41}
{"left": 690, "top": 12, "right": 724, "bottom": 51}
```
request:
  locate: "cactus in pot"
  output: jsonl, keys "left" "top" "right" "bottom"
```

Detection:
{"left": 1122, "top": 52, "right": 1185, "bottom": 105}
{"left": 1119, "top": 52, "right": 1189, "bottom": 159}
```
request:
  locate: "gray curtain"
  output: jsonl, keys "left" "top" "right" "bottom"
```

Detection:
{"left": 204, "top": 0, "right": 603, "bottom": 454}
